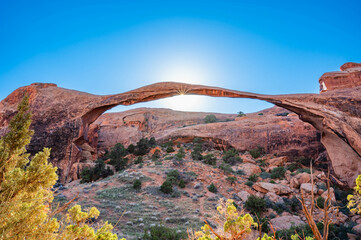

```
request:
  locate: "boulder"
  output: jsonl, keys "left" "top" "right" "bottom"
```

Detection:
{"left": 300, "top": 183, "right": 317, "bottom": 194}
{"left": 237, "top": 163, "right": 261, "bottom": 176}
{"left": 237, "top": 191, "right": 251, "bottom": 202}
{"left": 268, "top": 156, "right": 287, "bottom": 167}
{"left": 265, "top": 192, "right": 284, "bottom": 204}
{"left": 253, "top": 182, "right": 292, "bottom": 195}
{"left": 270, "top": 215, "right": 305, "bottom": 231}
{"left": 296, "top": 173, "right": 311, "bottom": 184}
{"left": 290, "top": 177, "right": 300, "bottom": 189}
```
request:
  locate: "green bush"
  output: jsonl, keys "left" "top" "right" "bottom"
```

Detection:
{"left": 226, "top": 176, "right": 237, "bottom": 185}
{"left": 286, "top": 162, "right": 300, "bottom": 172}
{"left": 127, "top": 144, "right": 135, "bottom": 154}
{"left": 166, "top": 146, "right": 175, "bottom": 153}
{"left": 149, "top": 137, "right": 157, "bottom": 147}
{"left": 275, "top": 112, "right": 289, "bottom": 117}
{"left": 191, "top": 143, "right": 203, "bottom": 160}
{"left": 269, "top": 180, "right": 276, "bottom": 184}
{"left": 160, "top": 180, "right": 173, "bottom": 194}
{"left": 174, "top": 147, "right": 185, "bottom": 160}
{"left": 133, "top": 179, "right": 142, "bottom": 190}
{"left": 245, "top": 181, "right": 254, "bottom": 187}
{"left": 208, "top": 183, "right": 217, "bottom": 193}
{"left": 203, "top": 153, "right": 217, "bottom": 166}
{"left": 135, "top": 138, "right": 151, "bottom": 156}
{"left": 236, "top": 169, "right": 245, "bottom": 175}
{"left": 258, "top": 113, "right": 264, "bottom": 116}
{"left": 108, "top": 143, "right": 128, "bottom": 170}
{"left": 245, "top": 195, "right": 266, "bottom": 216}
{"left": 134, "top": 156, "right": 143, "bottom": 164}
{"left": 275, "top": 225, "right": 313, "bottom": 240}
{"left": 178, "top": 179, "right": 186, "bottom": 188}
{"left": 167, "top": 170, "right": 180, "bottom": 184}
{"left": 80, "top": 159, "right": 114, "bottom": 183}
{"left": 249, "top": 146, "right": 265, "bottom": 159}
{"left": 296, "top": 156, "right": 312, "bottom": 167}
{"left": 143, "top": 225, "right": 186, "bottom": 240}
{"left": 204, "top": 114, "right": 217, "bottom": 123}
{"left": 271, "top": 166, "right": 286, "bottom": 179}
{"left": 222, "top": 148, "right": 242, "bottom": 165}
{"left": 220, "top": 163, "right": 234, "bottom": 174}
{"left": 259, "top": 172, "right": 271, "bottom": 179}
{"left": 248, "top": 174, "right": 258, "bottom": 182}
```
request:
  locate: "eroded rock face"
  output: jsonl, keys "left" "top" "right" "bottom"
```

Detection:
{"left": 0, "top": 63, "right": 360, "bottom": 185}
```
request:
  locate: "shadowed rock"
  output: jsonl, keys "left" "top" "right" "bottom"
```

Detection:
{"left": 0, "top": 63, "right": 360, "bottom": 186}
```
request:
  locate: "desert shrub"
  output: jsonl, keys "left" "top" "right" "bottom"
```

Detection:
{"left": 222, "top": 148, "right": 242, "bottom": 165}
{"left": 259, "top": 172, "right": 271, "bottom": 179}
{"left": 236, "top": 169, "right": 245, "bottom": 175}
{"left": 80, "top": 159, "right": 113, "bottom": 183}
{"left": 160, "top": 180, "right": 173, "bottom": 194}
{"left": 109, "top": 143, "right": 127, "bottom": 159}
{"left": 220, "top": 163, "right": 234, "bottom": 174}
{"left": 127, "top": 143, "right": 135, "bottom": 153}
{"left": 269, "top": 180, "right": 276, "bottom": 184}
{"left": 284, "top": 196, "right": 302, "bottom": 212}
{"left": 193, "top": 137, "right": 203, "bottom": 143}
{"left": 275, "top": 225, "right": 313, "bottom": 240}
{"left": 134, "top": 156, "right": 143, "bottom": 164}
{"left": 178, "top": 179, "right": 186, "bottom": 188}
{"left": 271, "top": 166, "right": 286, "bottom": 179}
{"left": 166, "top": 145, "right": 175, "bottom": 153}
{"left": 149, "top": 137, "right": 157, "bottom": 147}
{"left": 174, "top": 146, "right": 185, "bottom": 160}
{"left": 296, "top": 168, "right": 311, "bottom": 174}
{"left": 237, "top": 111, "right": 246, "bottom": 117}
{"left": 143, "top": 225, "right": 186, "bottom": 240}
{"left": 258, "top": 113, "right": 264, "bottom": 116}
{"left": 133, "top": 179, "right": 142, "bottom": 190}
{"left": 204, "top": 114, "right": 217, "bottom": 123}
{"left": 135, "top": 138, "right": 151, "bottom": 156}
{"left": 191, "top": 142, "right": 203, "bottom": 160}
{"left": 276, "top": 112, "right": 289, "bottom": 117}
{"left": 248, "top": 174, "right": 258, "bottom": 182}
{"left": 109, "top": 156, "right": 128, "bottom": 171}
{"left": 208, "top": 183, "right": 217, "bottom": 193}
{"left": 286, "top": 162, "right": 300, "bottom": 172}
{"left": 249, "top": 146, "right": 265, "bottom": 159}
{"left": 258, "top": 217, "right": 270, "bottom": 233}
{"left": 245, "top": 195, "right": 266, "bottom": 216}
{"left": 316, "top": 196, "right": 325, "bottom": 209}
{"left": 166, "top": 170, "right": 180, "bottom": 184}
{"left": 226, "top": 176, "right": 237, "bottom": 185}
{"left": 257, "top": 159, "right": 268, "bottom": 167}
{"left": 245, "top": 181, "right": 254, "bottom": 187}
{"left": 203, "top": 153, "right": 217, "bottom": 166}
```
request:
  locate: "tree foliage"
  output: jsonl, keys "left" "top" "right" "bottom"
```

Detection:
{"left": 0, "top": 96, "right": 119, "bottom": 240}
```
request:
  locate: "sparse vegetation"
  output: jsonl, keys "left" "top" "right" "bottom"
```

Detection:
{"left": 160, "top": 180, "right": 173, "bottom": 194}
{"left": 133, "top": 179, "right": 142, "bottom": 190}
{"left": 80, "top": 159, "right": 114, "bottom": 183}
{"left": 271, "top": 166, "right": 286, "bottom": 179}
{"left": 143, "top": 225, "right": 186, "bottom": 240}
{"left": 245, "top": 195, "right": 266, "bottom": 216}
{"left": 248, "top": 174, "right": 258, "bottom": 182}
{"left": 226, "top": 176, "right": 237, "bottom": 185}
{"left": 237, "top": 111, "right": 246, "bottom": 117}
{"left": 222, "top": 148, "right": 242, "bottom": 165}
{"left": 249, "top": 145, "right": 265, "bottom": 159}
{"left": 208, "top": 183, "right": 217, "bottom": 193}
{"left": 203, "top": 153, "right": 217, "bottom": 166}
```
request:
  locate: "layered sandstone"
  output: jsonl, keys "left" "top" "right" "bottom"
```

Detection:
{"left": 0, "top": 63, "right": 360, "bottom": 186}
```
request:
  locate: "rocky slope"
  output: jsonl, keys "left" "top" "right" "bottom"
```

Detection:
{"left": 0, "top": 62, "right": 360, "bottom": 186}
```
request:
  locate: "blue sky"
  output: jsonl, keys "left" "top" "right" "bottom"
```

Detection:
{"left": 0, "top": 0, "right": 360, "bottom": 113}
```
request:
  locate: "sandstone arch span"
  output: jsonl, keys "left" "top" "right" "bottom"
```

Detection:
{"left": 0, "top": 63, "right": 360, "bottom": 186}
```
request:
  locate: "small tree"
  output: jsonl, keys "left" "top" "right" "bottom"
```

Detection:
{"left": 204, "top": 114, "right": 217, "bottom": 123}
{"left": 237, "top": 111, "right": 246, "bottom": 117}
{"left": 160, "top": 180, "right": 173, "bottom": 194}
{"left": 133, "top": 179, "right": 142, "bottom": 190}
{"left": 208, "top": 183, "right": 218, "bottom": 193}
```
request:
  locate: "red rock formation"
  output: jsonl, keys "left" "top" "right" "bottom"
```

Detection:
{"left": 319, "top": 62, "right": 361, "bottom": 92}
{"left": 0, "top": 63, "right": 360, "bottom": 186}
{"left": 89, "top": 107, "right": 323, "bottom": 160}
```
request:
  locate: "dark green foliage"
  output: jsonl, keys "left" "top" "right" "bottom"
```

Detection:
{"left": 127, "top": 144, "right": 135, "bottom": 154}
{"left": 220, "top": 163, "right": 234, "bottom": 174}
{"left": 236, "top": 169, "right": 245, "bottom": 175}
{"left": 160, "top": 180, "right": 173, "bottom": 194}
{"left": 174, "top": 147, "right": 185, "bottom": 160}
{"left": 286, "top": 162, "right": 300, "bottom": 172}
{"left": 248, "top": 174, "right": 258, "bottom": 182}
{"left": 204, "top": 114, "right": 217, "bottom": 123}
{"left": 296, "top": 168, "right": 311, "bottom": 174}
{"left": 269, "top": 180, "right": 276, "bottom": 184}
{"left": 134, "top": 156, "right": 143, "bottom": 164}
{"left": 237, "top": 111, "right": 246, "bottom": 117}
{"left": 296, "top": 156, "right": 312, "bottom": 167}
{"left": 149, "top": 137, "right": 157, "bottom": 147}
{"left": 245, "top": 181, "right": 254, "bottom": 187}
{"left": 108, "top": 143, "right": 128, "bottom": 171}
{"left": 109, "top": 156, "right": 128, "bottom": 171}
{"left": 178, "top": 179, "right": 186, "bottom": 188}
{"left": 133, "top": 179, "right": 142, "bottom": 190}
{"left": 258, "top": 113, "right": 264, "bottom": 116}
{"left": 259, "top": 172, "right": 271, "bottom": 179}
{"left": 316, "top": 196, "right": 325, "bottom": 209}
{"left": 271, "top": 166, "right": 286, "bottom": 179}
{"left": 249, "top": 146, "right": 265, "bottom": 159}
{"left": 203, "top": 153, "right": 217, "bottom": 166}
{"left": 275, "top": 112, "right": 289, "bottom": 117}
{"left": 166, "top": 146, "right": 175, "bottom": 153}
{"left": 192, "top": 137, "right": 203, "bottom": 144}
{"left": 143, "top": 225, "right": 186, "bottom": 240}
{"left": 80, "top": 159, "right": 113, "bottom": 183}
{"left": 258, "top": 217, "right": 270, "bottom": 233}
{"left": 275, "top": 225, "right": 313, "bottom": 240}
{"left": 208, "top": 183, "right": 217, "bottom": 193}
{"left": 226, "top": 176, "right": 237, "bottom": 185}
{"left": 222, "top": 148, "right": 242, "bottom": 165}
{"left": 245, "top": 195, "right": 266, "bottom": 216}
{"left": 286, "top": 196, "right": 302, "bottom": 212}
{"left": 256, "top": 159, "right": 268, "bottom": 167}
{"left": 191, "top": 142, "right": 203, "bottom": 161}
{"left": 166, "top": 170, "right": 180, "bottom": 184}
{"left": 135, "top": 138, "right": 151, "bottom": 156}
